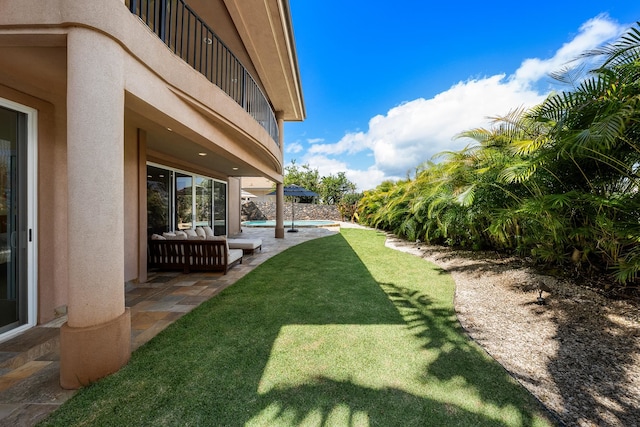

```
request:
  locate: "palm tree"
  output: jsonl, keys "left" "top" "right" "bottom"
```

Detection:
{"left": 528, "top": 22, "right": 640, "bottom": 284}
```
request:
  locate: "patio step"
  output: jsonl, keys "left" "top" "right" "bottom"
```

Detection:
{"left": 0, "top": 326, "right": 60, "bottom": 372}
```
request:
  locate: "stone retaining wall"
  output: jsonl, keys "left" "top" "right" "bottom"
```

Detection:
{"left": 242, "top": 201, "right": 343, "bottom": 221}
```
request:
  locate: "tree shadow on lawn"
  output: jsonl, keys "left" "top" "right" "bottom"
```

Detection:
{"left": 248, "top": 378, "right": 515, "bottom": 426}
{"left": 41, "top": 232, "right": 553, "bottom": 427}
{"left": 380, "top": 282, "right": 556, "bottom": 427}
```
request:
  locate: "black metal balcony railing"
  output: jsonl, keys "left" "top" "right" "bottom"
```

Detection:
{"left": 127, "top": 0, "right": 279, "bottom": 144}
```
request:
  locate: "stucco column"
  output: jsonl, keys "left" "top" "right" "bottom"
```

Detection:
{"left": 60, "top": 28, "right": 130, "bottom": 389}
{"left": 275, "top": 183, "right": 285, "bottom": 238}
{"left": 275, "top": 112, "right": 285, "bottom": 238}
{"left": 137, "top": 129, "right": 148, "bottom": 283}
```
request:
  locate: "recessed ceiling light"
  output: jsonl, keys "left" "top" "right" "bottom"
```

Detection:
{"left": 232, "top": 167, "right": 239, "bottom": 170}
{"left": 167, "top": 127, "right": 172, "bottom": 132}
{"left": 198, "top": 152, "right": 207, "bottom": 156}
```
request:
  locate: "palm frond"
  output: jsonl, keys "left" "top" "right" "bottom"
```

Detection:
{"left": 499, "top": 163, "right": 537, "bottom": 184}
{"left": 454, "top": 184, "right": 476, "bottom": 207}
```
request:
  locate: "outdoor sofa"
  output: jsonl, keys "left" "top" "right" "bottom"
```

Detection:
{"left": 148, "top": 227, "right": 244, "bottom": 274}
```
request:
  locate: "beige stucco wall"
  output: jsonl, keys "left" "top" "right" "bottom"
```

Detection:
{"left": 38, "top": 93, "right": 69, "bottom": 324}
{"left": 123, "top": 123, "right": 140, "bottom": 283}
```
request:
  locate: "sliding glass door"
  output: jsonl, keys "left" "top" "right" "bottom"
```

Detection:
{"left": 175, "top": 173, "right": 193, "bottom": 230}
{"left": 194, "top": 177, "right": 212, "bottom": 228}
{"left": 213, "top": 181, "right": 226, "bottom": 236}
{"left": 0, "top": 102, "right": 34, "bottom": 336}
{"left": 147, "top": 163, "right": 226, "bottom": 236}
{"left": 147, "top": 165, "right": 172, "bottom": 236}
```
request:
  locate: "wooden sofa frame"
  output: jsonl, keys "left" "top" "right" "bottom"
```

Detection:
{"left": 148, "top": 239, "right": 242, "bottom": 274}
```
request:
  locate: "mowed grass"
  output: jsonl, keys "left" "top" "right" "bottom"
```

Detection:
{"left": 40, "top": 228, "right": 553, "bottom": 426}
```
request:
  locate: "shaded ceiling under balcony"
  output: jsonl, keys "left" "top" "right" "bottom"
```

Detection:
{"left": 125, "top": 101, "right": 280, "bottom": 179}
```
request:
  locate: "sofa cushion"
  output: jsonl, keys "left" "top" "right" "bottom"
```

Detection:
{"left": 228, "top": 248, "right": 243, "bottom": 265}
{"left": 202, "top": 226, "right": 214, "bottom": 237}
{"left": 195, "top": 227, "right": 206, "bottom": 238}
{"left": 174, "top": 231, "right": 188, "bottom": 239}
{"left": 228, "top": 238, "right": 262, "bottom": 253}
{"left": 162, "top": 232, "right": 177, "bottom": 240}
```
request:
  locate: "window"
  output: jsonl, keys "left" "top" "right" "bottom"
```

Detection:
{"left": 146, "top": 163, "right": 226, "bottom": 236}
{"left": 175, "top": 173, "right": 192, "bottom": 230}
{"left": 213, "top": 181, "right": 226, "bottom": 236}
{"left": 147, "top": 165, "right": 172, "bottom": 236}
{"left": 195, "top": 177, "right": 212, "bottom": 228}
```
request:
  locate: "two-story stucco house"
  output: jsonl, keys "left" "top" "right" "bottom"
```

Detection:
{"left": 0, "top": 0, "right": 304, "bottom": 388}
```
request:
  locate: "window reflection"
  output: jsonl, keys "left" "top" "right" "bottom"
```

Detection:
{"left": 195, "top": 177, "right": 212, "bottom": 228}
{"left": 175, "top": 173, "right": 192, "bottom": 230}
{"left": 214, "top": 181, "right": 226, "bottom": 235}
{"left": 146, "top": 164, "right": 226, "bottom": 235}
{"left": 147, "top": 166, "right": 172, "bottom": 236}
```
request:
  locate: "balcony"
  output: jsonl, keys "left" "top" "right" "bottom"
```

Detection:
{"left": 126, "top": 0, "right": 279, "bottom": 144}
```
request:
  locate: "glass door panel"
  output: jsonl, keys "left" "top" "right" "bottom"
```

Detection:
{"left": 175, "top": 173, "right": 192, "bottom": 230}
{"left": 213, "top": 181, "right": 226, "bottom": 235}
{"left": 195, "top": 177, "right": 212, "bottom": 228}
{"left": 146, "top": 164, "right": 227, "bottom": 235}
{"left": 0, "top": 105, "right": 27, "bottom": 334}
{"left": 147, "top": 165, "right": 172, "bottom": 237}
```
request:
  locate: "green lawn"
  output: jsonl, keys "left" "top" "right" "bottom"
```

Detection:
{"left": 41, "top": 228, "right": 553, "bottom": 426}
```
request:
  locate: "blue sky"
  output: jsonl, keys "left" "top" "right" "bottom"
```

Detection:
{"left": 283, "top": 2, "right": 640, "bottom": 191}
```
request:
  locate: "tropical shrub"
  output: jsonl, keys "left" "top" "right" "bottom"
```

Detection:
{"left": 357, "top": 22, "right": 640, "bottom": 294}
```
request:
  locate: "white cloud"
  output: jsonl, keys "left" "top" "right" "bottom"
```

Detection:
{"left": 308, "top": 131, "right": 367, "bottom": 156}
{"left": 285, "top": 141, "right": 304, "bottom": 154}
{"left": 367, "top": 76, "right": 545, "bottom": 177}
{"left": 308, "top": 74, "right": 545, "bottom": 181}
{"left": 306, "top": 137, "right": 325, "bottom": 144}
{"left": 514, "top": 15, "right": 623, "bottom": 83}
{"left": 300, "top": 15, "right": 627, "bottom": 191}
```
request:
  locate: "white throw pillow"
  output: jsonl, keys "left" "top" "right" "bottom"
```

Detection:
{"left": 202, "top": 226, "right": 214, "bottom": 237}
{"left": 174, "top": 231, "right": 188, "bottom": 239}
{"left": 151, "top": 234, "right": 166, "bottom": 240}
{"left": 195, "top": 227, "right": 206, "bottom": 238}
{"left": 162, "top": 232, "right": 177, "bottom": 240}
